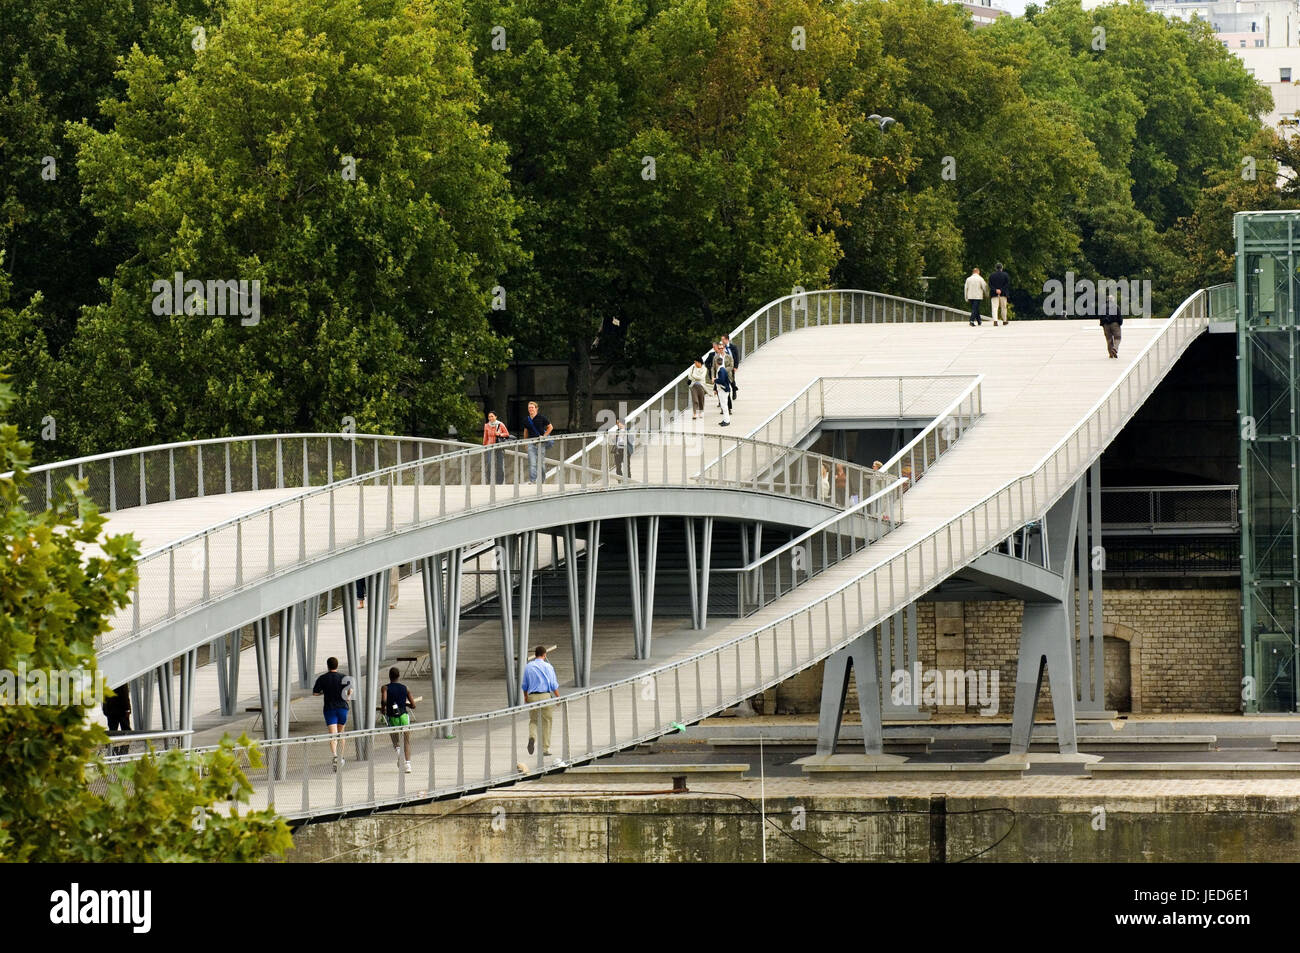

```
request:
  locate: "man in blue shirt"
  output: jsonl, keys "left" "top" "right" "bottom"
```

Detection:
{"left": 522, "top": 645, "right": 560, "bottom": 756}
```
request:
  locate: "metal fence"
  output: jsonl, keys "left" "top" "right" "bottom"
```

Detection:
{"left": 94, "top": 287, "right": 1212, "bottom": 819}
{"left": 1100, "top": 485, "right": 1239, "bottom": 534}
{"left": 14, "top": 434, "right": 472, "bottom": 516}
{"left": 101, "top": 430, "right": 898, "bottom": 654}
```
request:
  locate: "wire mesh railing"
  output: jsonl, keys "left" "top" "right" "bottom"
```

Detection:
{"left": 101, "top": 430, "right": 898, "bottom": 654}
{"left": 14, "top": 434, "right": 472, "bottom": 516}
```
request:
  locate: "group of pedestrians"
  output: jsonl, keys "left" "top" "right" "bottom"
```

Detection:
{"left": 311, "top": 656, "right": 417, "bottom": 773}
{"left": 964, "top": 263, "right": 1123, "bottom": 357}
{"left": 479, "top": 401, "right": 554, "bottom": 484}
{"left": 690, "top": 334, "right": 740, "bottom": 426}
{"left": 963, "top": 263, "right": 1012, "bottom": 327}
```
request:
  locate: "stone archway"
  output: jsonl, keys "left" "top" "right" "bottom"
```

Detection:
{"left": 1102, "top": 621, "right": 1142, "bottom": 714}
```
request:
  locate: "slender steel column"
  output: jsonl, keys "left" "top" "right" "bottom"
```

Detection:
{"left": 420, "top": 554, "right": 446, "bottom": 720}
{"left": 699, "top": 517, "right": 714, "bottom": 628}
{"left": 563, "top": 525, "right": 583, "bottom": 681}
{"left": 253, "top": 617, "right": 274, "bottom": 744}
{"left": 626, "top": 518, "right": 643, "bottom": 656}
{"left": 517, "top": 531, "right": 537, "bottom": 688}
{"left": 215, "top": 631, "right": 241, "bottom": 717}
{"left": 276, "top": 605, "right": 294, "bottom": 778}
{"left": 130, "top": 678, "right": 152, "bottom": 732}
{"left": 305, "top": 595, "right": 319, "bottom": 679}
{"left": 1089, "top": 458, "right": 1105, "bottom": 710}
{"left": 294, "top": 600, "right": 310, "bottom": 689}
{"left": 495, "top": 536, "right": 518, "bottom": 705}
{"left": 640, "top": 516, "right": 660, "bottom": 659}
{"left": 444, "top": 547, "right": 464, "bottom": 735}
{"left": 156, "top": 662, "right": 175, "bottom": 732}
{"left": 1075, "top": 473, "right": 1091, "bottom": 705}
{"left": 581, "top": 520, "right": 601, "bottom": 687}
{"left": 179, "top": 649, "right": 197, "bottom": 749}
{"left": 685, "top": 518, "right": 700, "bottom": 630}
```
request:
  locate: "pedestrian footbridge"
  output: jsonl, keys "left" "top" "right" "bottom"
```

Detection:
{"left": 41, "top": 287, "right": 1229, "bottom": 819}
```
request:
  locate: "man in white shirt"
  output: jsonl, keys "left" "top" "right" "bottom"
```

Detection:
{"left": 964, "top": 267, "right": 988, "bottom": 326}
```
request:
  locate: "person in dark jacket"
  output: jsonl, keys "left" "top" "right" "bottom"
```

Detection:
{"left": 720, "top": 334, "right": 741, "bottom": 399}
{"left": 1101, "top": 299, "right": 1123, "bottom": 358}
{"left": 989, "top": 263, "right": 1010, "bottom": 326}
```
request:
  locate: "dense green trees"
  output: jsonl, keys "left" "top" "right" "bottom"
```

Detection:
{"left": 0, "top": 376, "right": 291, "bottom": 861}
{"left": 0, "top": 0, "right": 1285, "bottom": 446}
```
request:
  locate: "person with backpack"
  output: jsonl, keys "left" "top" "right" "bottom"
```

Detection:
{"left": 381, "top": 667, "right": 417, "bottom": 773}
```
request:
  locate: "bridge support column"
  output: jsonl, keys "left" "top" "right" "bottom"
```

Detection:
{"left": 881, "top": 605, "right": 927, "bottom": 720}
{"left": 155, "top": 662, "right": 175, "bottom": 732}
{"left": 816, "top": 628, "right": 883, "bottom": 755}
{"left": 420, "top": 555, "right": 447, "bottom": 722}
{"left": 516, "top": 531, "right": 537, "bottom": 688}
{"left": 1075, "top": 459, "right": 1110, "bottom": 718}
{"left": 685, "top": 518, "right": 700, "bottom": 629}
{"left": 178, "top": 649, "right": 197, "bottom": 749}
{"left": 361, "top": 572, "right": 387, "bottom": 749}
{"left": 692, "top": 517, "right": 714, "bottom": 629}
{"left": 626, "top": 518, "right": 643, "bottom": 657}
{"left": 214, "top": 630, "right": 241, "bottom": 717}
{"left": 294, "top": 600, "right": 310, "bottom": 689}
{"left": 580, "top": 521, "right": 600, "bottom": 686}
{"left": 253, "top": 617, "right": 275, "bottom": 745}
{"left": 495, "top": 536, "right": 518, "bottom": 706}
{"left": 563, "top": 525, "right": 583, "bottom": 683}
{"left": 130, "top": 677, "right": 152, "bottom": 732}
{"left": 443, "top": 547, "right": 463, "bottom": 736}
{"left": 275, "top": 605, "right": 294, "bottom": 778}
{"left": 1010, "top": 480, "right": 1083, "bottom": 754}
{"left": 627, "top": 516, "right": 659, "bottom": 660}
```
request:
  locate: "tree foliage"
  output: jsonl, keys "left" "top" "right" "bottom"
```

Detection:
{"left": 0, "top": 375, "right": 291, "bottom": 861}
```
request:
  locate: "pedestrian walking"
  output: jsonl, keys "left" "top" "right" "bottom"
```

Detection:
{"left": 356, "top": 577, "right": 366, "bottom": 609}
{"left": 482, "top": 410, "right": 510, "bottom": 484}
{"left": 989, "top": 263, "right": 1010, "bottom": 326}
{"left": 721, "top": 333, "right": 741, "bottom": 400}
{"left": 388, "top": 567, "right": 400, "bottom": 608}
{"left": 707, "top": 341, "right": 734, "bottom": 423}
{"left": 819, "top": 462, "right": 831, "bottom": 501}
{"left": 1101, "top": 306, "right": 1123, "bottom": 359}
{"left": 610, "top": 418, "right": 635, "bottom": 476}
{"left": 965, "top": 267, "right": 988, "bottom": 326}
{"left": 521, "top": 401, "right": 553, "bottom": 482}
{"left": 714, "top": 359, "right": 733, "bottom": 426}
{"left": 381, "top": 667, "right": 416, "bottom": 773}
{"left": 522, "top": 645, "right": 560, "bottom": 757}
{"left": 312, "top": 657, "right": 354, "bottom": 771}
{"left": 102, "top": 685, "right": 131, "bottom": 755}
{"left": 688, "top": 357, "right": 708, "bottom": 419}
